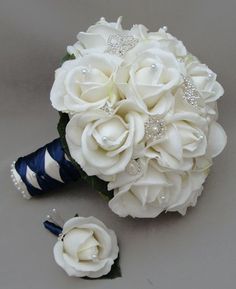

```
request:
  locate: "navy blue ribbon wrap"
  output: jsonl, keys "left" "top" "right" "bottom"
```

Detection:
{"left": 14, "top": 138, "right": 80, "bottom": 197}
{"left": 43, "top": 220, "right": 62, "bottom": 236}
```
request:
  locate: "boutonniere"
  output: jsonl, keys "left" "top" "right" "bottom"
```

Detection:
{"left": 44, "top": 209, "right": 121, "bottom": 279}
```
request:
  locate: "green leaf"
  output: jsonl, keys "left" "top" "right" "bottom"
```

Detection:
{"left": 60, "top": 53, "right": 76, "bottom": 66}
{"left": 57, "top": 113, "right": 114, "bottom": 200}
{"left": 100, "top": 255, "right": 122, "bottom": 279}
{"left": 83, "top": 255, "right": 122, "bottom": 280}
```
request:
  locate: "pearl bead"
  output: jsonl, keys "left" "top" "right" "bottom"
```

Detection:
{"left": 100, "top": 17, "right": 105, "bottom": 21}
{"left": 91, "top": 254, "right": 98, "bottom": 262}
{"left": 151, "top": 63, "right": 158, "bottom": 70}
{"left": 81, "top": 68, "right": 88, "bottom": 75}
{"left": 102, "top": 136, "right": 108, "bottom": 142}
{"left": 162, "top": 26, "right": 168, "bottom": 32}
{"left": 208, "top": 73, "right": 214, "bottom": 80}
{"left": 160, "top": 195, "right": 166, "bottom": 200}
{"left": 159, "top": 193, "right": 168, "bottom": 208}
{"left": 10, "top": 167, "right": 31, "bottom": 200}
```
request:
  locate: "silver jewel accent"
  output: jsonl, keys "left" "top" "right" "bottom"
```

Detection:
{"left": 100, "top": 102, "right": 114, "bottom": 115}
{"left": 177, "top": 57, "right": 185, "bottom": 63}
{"left": 182, "top": 76, "right": 202, "bottom": 108}
{"left": 126, "top": 159, "right": 142, "bottom": 176}
{"left": 144, "top": 117, "right": 166, "bottom": 142}
{"left": 106, "top": 33, "right": 139, "bottom": 57}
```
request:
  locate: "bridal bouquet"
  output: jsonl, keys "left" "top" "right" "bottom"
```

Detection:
{"left": 11, "top": 17, "right": 227, "bottom": 218}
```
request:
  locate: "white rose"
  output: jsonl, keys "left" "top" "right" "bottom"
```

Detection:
{"left": 115, "top": 41, "right": 182, "bottom": 115}
{"left": 53, "top": 216, "right": 119, "bottom": 278}
{"left": 143, "top": 111, "right": 226, "bottom": 171}
{"left": 176, "top": 55, "right": 224, "bottom": 117}
{"left": 65, "top": 103, "right": 145, "bottom": 176}
{"left": 129, "top": 24, "right": 149, "bottom": 41}
{"left": 144, "top": 111, "right": 209, "bottom": 171}
{"left": 131, "top": 25, "right": 187, "bottom": 58}
{"left": 186, "top": 56, "right": 224, "bottom": 104}
{"left": 50, "top": 53, "right": 121, "bottom": 113}
{"left": 109, "top": 161, "right": 208, "bottom": 218}
{"left": 67, "top": 16, "right": 124, "bottom": 56}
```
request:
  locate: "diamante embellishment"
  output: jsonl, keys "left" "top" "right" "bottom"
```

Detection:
{"left": 177, "top": 57, "right": 185, "bottom": 63}
{"left": 182, "top": 76, "right": 202, "bottom": 108}
{"left": 144, "top": 117, "right": 166, "bottom": 142}
{"left": 126, "top": 159, "right": 142, "bottom": 176}
{"left": 100, "top": 102, "right": 114, "bottom": 115}
{"left": 106, "top": 34, "right": 139, "bottom": 57}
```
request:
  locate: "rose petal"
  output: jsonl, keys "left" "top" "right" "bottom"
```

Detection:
{"left": 207, "top": 121, "right": 227, "bottom": 158}
{"left": 63, "top": 228, "right": 93, "bottom": 260}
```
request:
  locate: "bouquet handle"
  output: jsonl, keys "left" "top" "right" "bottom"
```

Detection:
{"left": 10, "top": 138, "right": 80, "bottom": 199}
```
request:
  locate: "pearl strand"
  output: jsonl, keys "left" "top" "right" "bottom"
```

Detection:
{"left": 10, "top": 162, "right": 31, "bottom": 199}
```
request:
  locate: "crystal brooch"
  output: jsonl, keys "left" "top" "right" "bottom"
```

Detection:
{"left": 100, "top": 102, "right": 114, "bottom": 115}
{"left": 126, "top": 159, "right": 142, "bottom": 176}
{"left": 106, "top": 33, "right": 139, "bottom": 57}
{"left": 182, "top": 76, "right": 202, "bottom": 108}
{"left": 144, "top": 117, "right": 166, "bottom": 142}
